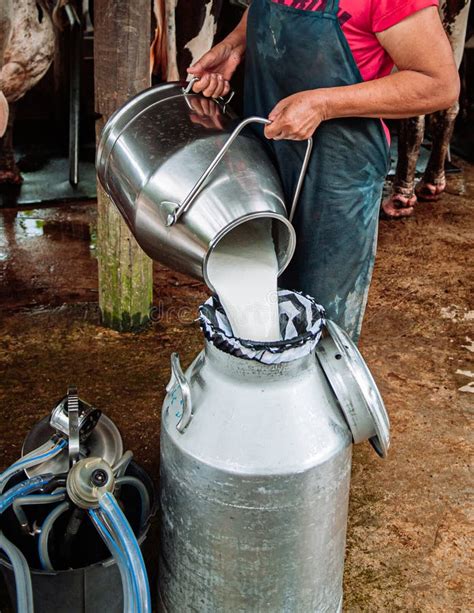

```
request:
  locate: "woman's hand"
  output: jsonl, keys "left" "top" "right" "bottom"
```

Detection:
{"left": 187, "top": 40, "right": 244, "bottom": 98}
{"left": 264, "top": 90, "right": 328, "bottom": 141}
{"left": 187, "top": 9, "right": 248, "bottom": 98}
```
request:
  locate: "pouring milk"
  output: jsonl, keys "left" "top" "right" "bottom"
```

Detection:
{"left": 207, "top": 219, "right": 281, "bottom": 342}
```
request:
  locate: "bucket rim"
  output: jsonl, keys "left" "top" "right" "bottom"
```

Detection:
{"left": 0, "top": 522, "right": 150, "bottom": 576}
{"left": 203, "top": 212, "right": 296, "bottom": 292}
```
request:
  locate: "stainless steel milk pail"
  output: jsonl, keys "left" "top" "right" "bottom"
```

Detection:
{"left": 96, "top": 82, "right": 312, "bottom": 288}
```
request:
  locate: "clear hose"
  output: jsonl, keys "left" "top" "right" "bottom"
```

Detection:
{"left": 115, "top": 477, "right": 150, "bottom": 531}
{"left": 89, "top": 508, "right": 135, "bottom": 613}
{"left": 0, "top": 532, "right": 34, "bottom": 613}
{"left": 0, "top": 439, "right": 66, "bottom": 493}
{"left": 0, "top": 474, "right": 53, "bottom": 514}
{"left": 112, "top": 451, "right": 133, "bottom": 478}
{"left": 13, "top": 489, "right": 67, "bottom": 534}
{"left": 38, "top": 500, "right": 70, "bottom": 571}
{"left": 98, "top": 491, "right": 151, "bottom": 613}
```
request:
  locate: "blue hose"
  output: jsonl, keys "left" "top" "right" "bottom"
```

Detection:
{"left": 0, "top": 439, "right": 66, "bottom": 493}
{"left": 89, "top": 509, "right": 136, "bottom": 613}
{"left": 0, "top": 475, "right": 53, "bottom": 514}
{"left": 99, "top": 492, "right": 151, "bottom": 613}
{"left": 98, "top": 497, "right": 141, "bottom": 613}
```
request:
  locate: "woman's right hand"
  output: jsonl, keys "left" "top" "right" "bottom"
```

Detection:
{"left": 187, "top": 40, "right": 244, "bottom": 99}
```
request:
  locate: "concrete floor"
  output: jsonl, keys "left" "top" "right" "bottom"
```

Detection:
{"left": 0, "top": 160, "right": 472, "bottom": 611}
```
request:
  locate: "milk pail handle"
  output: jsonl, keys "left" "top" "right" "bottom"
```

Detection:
{"left": 183, "top": 76, "right": 236, "bottom": 109}
{"left": 164, "top": 113, "right": 313, "bottom": 226}
{"left": 166, "top": 353, "right": 193, "bottom": 433}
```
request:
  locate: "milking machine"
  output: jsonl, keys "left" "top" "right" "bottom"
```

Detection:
{"left": 97, "top": 80, "right": 391, "bottom": 612}
{"left": 0, "top": 387, "right": 154, "bottom": 613}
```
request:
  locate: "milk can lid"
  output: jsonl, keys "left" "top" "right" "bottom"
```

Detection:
{"left": 315, "top": 320, "right": 390, "bottom": 458}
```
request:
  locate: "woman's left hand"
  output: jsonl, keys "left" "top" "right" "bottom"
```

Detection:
{"left": 264, "top": 90, "right": 328, "bottom": 140}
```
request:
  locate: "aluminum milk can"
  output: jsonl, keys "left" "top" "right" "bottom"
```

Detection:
{"left": 158, "top": 295, "right": 389, "bottom": 612}
{"left": 96, "top": 81, "right": 312, "bottom": 289}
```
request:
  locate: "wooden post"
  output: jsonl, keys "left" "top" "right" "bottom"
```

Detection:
{"left": 94, "top": 0, "right": 153, "bottom": 331}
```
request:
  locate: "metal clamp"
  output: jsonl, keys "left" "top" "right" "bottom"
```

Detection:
{"left": 166, "top": 353, "right": 193, "bottom": 433}
{"left": 50, "top": 393, "right": 102, "bottom": 444}
{"left": 164, "top": 115, "right": 313, "bottom": 226}
{"left": 67, "top": 386, "right": 80, "bottom": 466}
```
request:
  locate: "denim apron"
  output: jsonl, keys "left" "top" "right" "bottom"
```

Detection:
{"left": 244, "top": 0, "right": 390, "bottom": 341}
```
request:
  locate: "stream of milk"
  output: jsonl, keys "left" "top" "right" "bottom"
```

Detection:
{"left": 207, "top": 219, "right": 281, "bottom": 342}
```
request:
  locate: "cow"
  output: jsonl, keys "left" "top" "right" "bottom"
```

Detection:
{"left": 151, "top": 0, "right": 223, "bottom": 81}
{"left": 0, "top": 0, "right": 12, "bottom": 138}
{"left": 382, "top": 0, "right": 471, "bottom": 218}
{"left": 0, "top": 0, "right": 55, "bottom": 184}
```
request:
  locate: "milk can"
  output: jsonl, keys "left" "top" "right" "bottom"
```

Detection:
{"left": 96, "top": 81, "right": 312, "bottom": 289}
{"left": 158, "top": 291, "right": 389, "bottom": 612}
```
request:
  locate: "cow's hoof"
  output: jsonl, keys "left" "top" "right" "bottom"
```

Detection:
{"left": 0, "top": 167, "right": 23, "bottom": 184}
{"left": 381, "top": 192, "right": 416, "bottom": 220}
{"left": 415, "top": 177, "right": 446, "bottom": 202}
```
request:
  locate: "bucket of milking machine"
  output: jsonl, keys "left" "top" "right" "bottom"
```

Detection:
{"left": 96, "top": 79, "right": 313, "bottom": 290}
{"left": 158, "top": 291, "right": 390, "bottom": 612}
{"left": 0, "top": 388, "right": 155, "bottom": 613}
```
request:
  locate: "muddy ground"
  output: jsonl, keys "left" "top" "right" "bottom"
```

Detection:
{"left": 0, "top": 160, "right": 472, "bottom": 611}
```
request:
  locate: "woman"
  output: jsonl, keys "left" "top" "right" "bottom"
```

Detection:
{"left": 189, "top": 0, "right": 458, "bottom": 341}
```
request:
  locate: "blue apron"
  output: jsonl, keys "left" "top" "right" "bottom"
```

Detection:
{"left": 244, "top": 0, "right": 390, "bottom": 342}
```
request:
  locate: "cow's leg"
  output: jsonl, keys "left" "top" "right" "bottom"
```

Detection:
{"left": 382, "top": 116, "right": 425, "bottom": 218}
{"left": 0, "top": 103, "right": 21, "bottom": 184}
{"left": 415, "top": 103, "right": 458, "bottom": 201}
{"left": 416, "top": 0, "right": 470, "bottom": 201}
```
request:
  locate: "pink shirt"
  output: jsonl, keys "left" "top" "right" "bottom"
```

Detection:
{"left": 271, "top": 0, "right": 439, "bottom": 141}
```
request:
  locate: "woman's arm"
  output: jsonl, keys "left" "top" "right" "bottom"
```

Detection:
{"left": 266, "top": 7, "right": 460, "bottom": 140}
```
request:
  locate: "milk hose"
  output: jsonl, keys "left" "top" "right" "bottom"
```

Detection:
{"left": 41, "top": 474, "right": 67, "bottom": 494}
{"left": 0, "top": 438, "right": 67, "bottom": 493}
{"left": 98, "top": 491, "right": 151, "bottom": 613}
{"left": 112, "top": 451, "right": 133, "bottom": 478}
{"left": 12, "top": 489, "right": 67, "bottom": 534}
{"left": 115, "top": 476, "right": 150, "bottom": 532}
{"left": 0, "top": 474, "right": 53, "bottom": 514}
{"left": 97, "top": 494, "right": 141, "bottom": 613}
{"left": 89, "top": 508, "right": 135, "bottom": 613}
{"left": 0, "top": 532, "right": 34, "bottom": 613}
{"left": 38, "top": 500, "right": 70, "bottom": 571}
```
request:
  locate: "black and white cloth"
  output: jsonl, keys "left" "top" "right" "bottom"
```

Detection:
{"left": 199, "top": 289, "right": 326, "bottom": 365}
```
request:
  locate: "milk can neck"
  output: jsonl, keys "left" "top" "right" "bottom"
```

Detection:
{"left": 204, "top": 340, "right": 315, "bottom": 380}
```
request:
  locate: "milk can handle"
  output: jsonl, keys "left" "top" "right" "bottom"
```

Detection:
{"left": 166, "top": 353, "right": 193, "bottom": 433}
{"left": 183, "top": 76, "right": 236, "bottom": 108}
{"left": 164, "top": 116, "right": 313, "bottom": 226}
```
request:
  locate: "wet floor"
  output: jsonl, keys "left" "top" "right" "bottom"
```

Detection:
{"left": 0, "top": 161, "right": 473, "bottom": 611}
{"left": 0, "top": 204, "right": 98, "bottom": 311}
